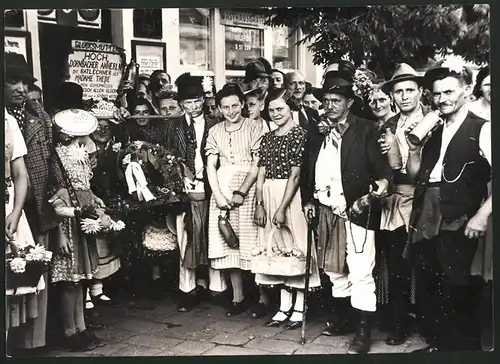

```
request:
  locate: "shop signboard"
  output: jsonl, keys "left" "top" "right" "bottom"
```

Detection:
{"left": 220, "top": 10, "right": 267, "bottom": 29}
{"left": 132, "top": 40, "right": 167, "bottom": 77}
{"left": 37, "top": 9, "right": 101, "bottom": 28}
{"left": 67, "top": 40, "right": 125, "bottom": 100}
{"left": 4, "top": 30, "right": 33, "bottom": 72}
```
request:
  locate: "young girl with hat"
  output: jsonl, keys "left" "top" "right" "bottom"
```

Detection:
{"left": 48, "top": 109, "right": 107, "bottom": 352}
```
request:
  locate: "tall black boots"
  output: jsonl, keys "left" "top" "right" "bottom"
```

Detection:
{"left": 348, "top": 309, "right": 373, "bottom": 355}
{"left": 321, "top": 297, "right": 355, "bottom": 336}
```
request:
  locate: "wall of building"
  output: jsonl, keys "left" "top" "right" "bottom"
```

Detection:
{"left": 13, "top": 8, "right": 325, "bottom": 95}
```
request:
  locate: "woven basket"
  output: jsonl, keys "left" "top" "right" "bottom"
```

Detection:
{"left": 252, "top": 225, "right": 307, "bottom": 277}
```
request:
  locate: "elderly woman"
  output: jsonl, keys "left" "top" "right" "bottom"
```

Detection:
{"left": 206, "top": 83, "right": 265, "bottom": 317}
{"left": 253, "top": 89, "right": 321, "bottom": 330}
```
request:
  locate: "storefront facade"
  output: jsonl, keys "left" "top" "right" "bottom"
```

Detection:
{"left": 5, "top": 8, "right": 323, "bottom": 102}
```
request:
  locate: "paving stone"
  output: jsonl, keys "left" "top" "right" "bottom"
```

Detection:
{"left": 206, "top": 320, "right": 251, "bottom": 334}
{"left": 202, "top": 345, "right": 276, "bottom": 356}
{"left": 369, "top": 340, "right": 411, "bottom": 354}
{"left": 114, "top": 318, "right": 169, "bottom": 334}
{"left": 244, "top": 337, "right": 302, "bottom": 354}
{"left": 167, "top": 340, "right": 216, "bottom": 355}
{"left": 89, "top": 343, "right": 131, "bottom": 357}
{"left": 96, "top": 325, "right": 137, "bottom": 343}
{"left": 123, "top": 334, "right": 183, "bottom": 349}
{"left": 209, "top": 332, "right": 253, "bottom": 346}
{"left": 311, "top": 333, "right": 353, "bottom": 348}
{"left": 294, "top": 343, "right": 349, "bottom": 355}
{"left": 108, "top": 345, "right": 164, "bottom": 356}
{"left": 273, "top": 322, "right": 324, "bottom": 343}
{"left": 160, "top": 323, "right": 219, "bottom": 342}
{"left": 239, "top": 325, "right": 283, "bottom": 339}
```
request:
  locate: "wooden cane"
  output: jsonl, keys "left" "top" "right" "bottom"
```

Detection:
{"left": 301, "top": 210, "right": 315, "bottom": 345}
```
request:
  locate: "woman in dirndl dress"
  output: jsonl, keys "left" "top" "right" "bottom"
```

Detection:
{"left": 48, "top": 109, "right": 106, "bottom": 352}
{"left": 206, "top": 83, "right": 265, "bottom": 316}
{"left": 5, "top": 110, "right": 46, "bottom": 354}
{"left": 253, "top": 89, "right": 321, "bottom": 330}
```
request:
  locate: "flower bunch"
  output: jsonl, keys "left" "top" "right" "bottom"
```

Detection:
{"left": 142, "top": 224, "right": 177, "bottom": 253}
{"left": 352, "top": 69, "right": 374, "bottom": 100}
{"left": 80, "top": 208, "right": 126, "bottom": 234}
{"left": 25, "top": 244, "right": 53, "bottom": 263}
{"left": 441, "top": 55, "right": 467, "bottom": 75}
{"left": 10, "top": 257, "right": 27, "bottom": 274}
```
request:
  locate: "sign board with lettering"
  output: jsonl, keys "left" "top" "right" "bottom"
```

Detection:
{"left": 220, "top": 10, "right": 267, "bottom": 29}
{"left": 131, "top": 40, "right": 167, "bottom": 77}
{"left": 67, "top": 40, "right": 125, "bottom": 101}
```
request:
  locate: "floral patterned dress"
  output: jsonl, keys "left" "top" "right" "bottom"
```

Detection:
{"left": 50, "top": 144, "right": 99, "bottom": 283}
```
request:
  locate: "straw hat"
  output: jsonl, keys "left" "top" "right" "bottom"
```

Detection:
{"left": 54, "top": 109, "right": 98, "bottom": 137}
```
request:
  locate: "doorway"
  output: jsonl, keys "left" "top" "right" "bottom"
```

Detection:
{"left": 37, "top": 10, "right": 112, "bottom": 114}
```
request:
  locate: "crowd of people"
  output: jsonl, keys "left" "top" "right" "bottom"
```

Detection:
{"left": 4, "top": 48, "right": 492, "bottom": 357}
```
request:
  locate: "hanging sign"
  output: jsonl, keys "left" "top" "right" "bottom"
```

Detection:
{"left": 67, "top": 40, "right": 125, "bottom": 101}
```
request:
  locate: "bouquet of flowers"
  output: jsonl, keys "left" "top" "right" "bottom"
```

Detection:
{"left": 6, "top": 243, "right": 53, "bottom": 290}
{"left": 111, "top": 141, "right": 188, "bottom": 211}
{"left": 142, "top": 221, "right": 178, "bottom": 257}
{"left": 79, "top": 207, "right": 126, "bottom": 235}
{"left": 352, "top": 69, "right": 375, "bottom": 101}
{"left": 90, "top": 99, "right": 119, "bottom": 118}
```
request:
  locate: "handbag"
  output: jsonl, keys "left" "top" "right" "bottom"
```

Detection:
{"left": 218, "top": 210, "right": 239, "bottom": 249}
{"left": 251, "top": 225, "right": 307, "bottom": 277}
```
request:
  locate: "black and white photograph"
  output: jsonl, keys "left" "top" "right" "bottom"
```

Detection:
{"left": 3, "top": 5, "right": 493, "bottom": 358}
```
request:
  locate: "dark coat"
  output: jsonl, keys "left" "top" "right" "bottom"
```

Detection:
{"left": 165, "top": 113, "right": 221, "bottom": 198}
{"left": 303, "top": 112, "right": 393, "bottom": 230}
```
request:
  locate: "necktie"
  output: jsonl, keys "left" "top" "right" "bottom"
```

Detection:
{"left": 188, "top": 120, "right": 197, "bottom": 147}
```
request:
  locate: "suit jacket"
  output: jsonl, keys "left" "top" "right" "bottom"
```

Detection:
{"left": 303, "top": 112, "right": 393, "bottom": 230}
{"left": 298, "top": 105, "right": 320, "bottom": 131}
{"left": 166, "top": 113, "right": 220, "bottom": 197}
{"left": 21, "top": 100, "right": 64, "bottom": 233}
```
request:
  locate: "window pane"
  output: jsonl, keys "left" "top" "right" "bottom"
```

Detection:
{"left": 272, "top": 27, "right": 294, "bottom": 69}
{"left": 225, "top": 76, "right": 245, "bottom": 86}
{"left": 179, "top": 8, "right": 211, "bottom": 71}
{"left": 225, "top": 26, "right": 264, "bottom": 71}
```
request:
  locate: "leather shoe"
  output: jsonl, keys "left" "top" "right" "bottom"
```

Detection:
{"left": 264, "top": 310, "right": 292, "bottom": 327}
{"left": 226, "top": 301, "right": 247, "bottom": 317}
{"left": 283, "top": 321, "right": 302, "bottom": 331}
{"left": 250, "top": 303, "right": 267, "bottom": 319}
{"left": 86, "top": 322, "right": 107, "bottom": 331}
{"left": 178, "top": 293, "right": 196, "bottom": 312}
{"left": 321, "top": 320, "right": 355, "bottom": 336}
{"left": 385, "top": 328, "right": 409, "bottom": 346}
{"left": 413, "top": 345, "right": 440, "bottom": 353}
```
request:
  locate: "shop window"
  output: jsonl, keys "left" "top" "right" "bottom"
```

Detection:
{"left": 272, "top": 26, "right": 295, "bottom": 70}
{"left": 225, "top": 75, "right": 246, "bottom": 86}
{"left": 179, "top": 8, "right": 212, "bottom": 71}
{"left": 225, "top": 26, "right": 264, "bottom": 71}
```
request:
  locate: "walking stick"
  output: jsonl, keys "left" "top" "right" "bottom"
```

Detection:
{"left": 301, "top": 211, "right": 315, "bottom": 345}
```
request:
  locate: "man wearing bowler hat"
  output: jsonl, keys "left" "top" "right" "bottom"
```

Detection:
{"left": 4, "top": 52, "right": 65, "bottom": 352}
{"left": 405, "top": 56, "right": 491, "bottom": 352}
{"left": 302, "top": 67, "right": 392, "bottom": 354}
{"left": 166, "top": 73, "right": 226, "bottom": 312}
{"left": 375, "top": 63, "right": 431, "bottom": 346}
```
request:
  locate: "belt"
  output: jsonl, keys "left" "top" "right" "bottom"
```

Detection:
{"left": 428, "top": 182, "right": 442, "bottom": 188}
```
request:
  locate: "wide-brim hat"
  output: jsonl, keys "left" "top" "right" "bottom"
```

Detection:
{"left": 4, "top": 52, "right": 37, "bottom": 83}
{"left": 175, "top": 72, "right": 204, "bottom": 101}
{"left": 381, "top": 63, "right": 423, "bottom": 94}
{"left": 244, "top": 60, "right": 270, "bottom": 83}
{"left": 256, "top": 57, "right": 273, "bottom": 75}
{"left": 320, "top": 75, "right": 355, "bottom": 99}
{"left": 54, "top": 109, "right": 98, "bottom": 137}
{"left": 423, "top": 56, "right": 473, "bottom": 90}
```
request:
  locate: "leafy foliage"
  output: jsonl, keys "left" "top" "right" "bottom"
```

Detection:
{"left": 251, "top": 5, "right": 489, "bottom": 78}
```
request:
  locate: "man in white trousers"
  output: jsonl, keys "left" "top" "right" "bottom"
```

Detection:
{"left": 303, "top": 63, "right": 391, "bottom": 354}
{"left": 166, "top": 73, "right": 226, "bottom": 312}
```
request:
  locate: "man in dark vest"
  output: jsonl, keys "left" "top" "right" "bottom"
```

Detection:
{"left": 376, "top": 63, "right": 430, "bottom": 345}
{"left": 303, "top": 69, "right": 392, "bottom": 354}
{"left": 166, "top": 73, "right": 226, "bottom": 312}
{"left": 405, "top": 57, "right": 491, "bottom": 352}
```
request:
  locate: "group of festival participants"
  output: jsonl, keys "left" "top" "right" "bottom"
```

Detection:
{"left": 5, "top": 51, "right": 492, "bottom": 355}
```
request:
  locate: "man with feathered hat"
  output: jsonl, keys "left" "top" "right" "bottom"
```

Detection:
{"left": 303, "top": 63, "right": 392, "bottom": 354}
{"left": 405, "top": 55, "right": 491, "bottom": 352}
{"left": 166, "top": 73, "right": 226, "bottom": 312}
